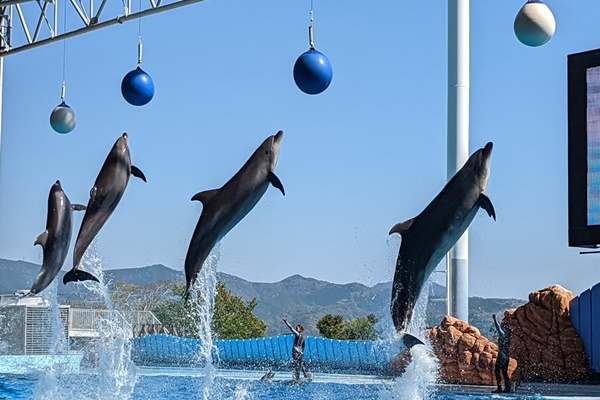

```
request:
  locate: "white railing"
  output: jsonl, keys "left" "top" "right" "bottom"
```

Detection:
{"left": 68, "top": 309, "right": 160, "bottom": 337}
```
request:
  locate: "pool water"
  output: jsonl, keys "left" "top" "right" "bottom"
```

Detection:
{"left": 0, "top": 368, "right": 583, "bottom": 400}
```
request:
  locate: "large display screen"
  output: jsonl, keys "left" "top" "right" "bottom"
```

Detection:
{"left": 587, "top": 66, "right": 600, "bottom": 226}
{"left": 568, "top": 49, "right": 600, "bottom": 247}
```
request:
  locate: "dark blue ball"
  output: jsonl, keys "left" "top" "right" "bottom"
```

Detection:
{"left": 121, "top": 66, "right": 155, "bottom": 106}
{"left": 293, "top": 49, "right": 333, "bottom": 95}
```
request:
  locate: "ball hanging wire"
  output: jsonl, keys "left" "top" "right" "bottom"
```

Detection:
{"left": 514, "top": 0, "right": 556, "bottom": 47}
{"left": 50, "top": 3, "right": 76, "bottom": 134}
{"left": 293, "top": 0, "right": 333, "bottom": 95}
{"left": 121, "top": 8, "right": 155, "bottom": 106}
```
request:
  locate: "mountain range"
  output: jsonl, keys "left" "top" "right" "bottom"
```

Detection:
{"left": 0, "top": 258, "right": 524, "bottom": 338}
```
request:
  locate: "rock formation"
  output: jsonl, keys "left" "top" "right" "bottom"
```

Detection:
{"left": 392, "top": 285, "right": 591, "bottom": 384}
{"left": 427, "top": 316, "right": 516, "bottom": 385}
{"left": 506, "top": 285, "right": 590, "bottom": 382}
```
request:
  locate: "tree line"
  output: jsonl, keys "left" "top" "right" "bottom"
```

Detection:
{"left": 100, "top": 280, "right": 380, "bottom": 341}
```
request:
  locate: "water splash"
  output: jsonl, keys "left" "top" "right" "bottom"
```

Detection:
{"left": 377, "top": 276, "right": 439, "bottom": 400}
{"left": 189, "top": 245, "right": 220, "bottom": 399}
{"left": 33, "top": 240, "right": 137, "bottom": 399}
{"left": 79, "top": 239, "right": 137, "bottom": 399}
{"left": 32, "top": 280, "right": 68, "bottom": 399}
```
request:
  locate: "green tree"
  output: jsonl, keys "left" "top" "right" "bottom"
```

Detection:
{"left": 151, "top": 284, "right": 202, "bottom": 338}
{"left": 345, "top": 314, "right": 380, "bottom": 340}
{"left": 317, "top": 314, "right": 346, "bottom": 339}
{"left": 317, "top": 313, "right": 380, "bottom": 341}
{"left": 213, "top": 282, "right": 267, "bottom": 339}
{"left": 151, "top": 282, "right": 267, "bottom": 339}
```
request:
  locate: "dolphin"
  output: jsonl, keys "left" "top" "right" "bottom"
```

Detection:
{"left": 184, "top": 130, "right": 285, "bottom": 298}
{"left": 64, "top": 132, "right": 146, "bottom": 284}
{"left": 389, "top": 142, "right": 495, "bottom": 333}
{"left": 30, "top": 181, "right": 86, "bottom": 294}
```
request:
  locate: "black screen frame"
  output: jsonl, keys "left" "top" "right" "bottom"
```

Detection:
{"left": 568, "top": 48, "right": 600, "bottom": 247}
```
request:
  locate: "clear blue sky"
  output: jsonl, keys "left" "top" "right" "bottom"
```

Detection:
{"left": 1, "top": 0, "right": 599, "bottom": 300}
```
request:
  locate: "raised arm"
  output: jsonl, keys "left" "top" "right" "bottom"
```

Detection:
{"left": 283, "top": 318, "right": 299, "bottom": 336}
{"left": 493, "top": 314, "right": 506, "bottom": 339}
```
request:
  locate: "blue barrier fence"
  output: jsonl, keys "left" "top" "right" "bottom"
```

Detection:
{"left": 131, "top": 334, "right": 393, "bottom": 373}
{"left": 570, "top": 282, "right": 600, "bottom": 373}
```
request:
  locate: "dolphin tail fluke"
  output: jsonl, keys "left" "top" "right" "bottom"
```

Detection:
{"left": 63, "top": 269, "right": 100, "bottom": 285}
{"left": 402, "top": 333, "right": 425, "bottom": 349}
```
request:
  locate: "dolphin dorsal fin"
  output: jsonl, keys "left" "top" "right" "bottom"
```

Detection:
{"left": 389, "top": 219, "right": 414, "bottom": 236}
{"left": 268, "top": 171, "right": 285, "bottom": 196}
{"left": 34, "top": 231, "right": 49, "bottom": 248}
{"left": 131, "top": 165, "right": 147, "bottom": 182}
{"left": 479, "top": 193, "right": 496, "bottom": 221}
{"left": 72, "top": 204, "right": 87, "bottom": 212}
{"left": 191, "top": 189, "right": 219, "bottom": 205}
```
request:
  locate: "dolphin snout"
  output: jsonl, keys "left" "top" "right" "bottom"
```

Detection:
{"left": 274, "top": 130, "right": 284, "bottom": 142}
{"left": 122, "top": 132, "right": 129, "bottom": 140}
{"left": 483, "top": 142, "right": 493, "bottom": 157}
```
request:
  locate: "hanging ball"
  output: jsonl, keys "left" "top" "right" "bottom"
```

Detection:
{"left": 50, "top": 101, "right": 76, "bottom": 134}
{"left": 514, "top": 0, "right": 556, "bottom": 47}
{"left": 293, "top": 48, "right": 333, "bottom": 95}
{"left": 121, "top": 66, "right": 155, "bottom": 106}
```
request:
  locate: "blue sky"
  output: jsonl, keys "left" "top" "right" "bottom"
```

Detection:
{"left": 1, "top": 0, "right": 599, "bottom": 301}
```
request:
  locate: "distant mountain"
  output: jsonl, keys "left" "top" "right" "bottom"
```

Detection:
{"left": 0, "top": 258, "right": 525, "bottom": 339}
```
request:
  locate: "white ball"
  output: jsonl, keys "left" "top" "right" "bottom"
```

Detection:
{"left": 514, "top": 1, "right": 556, "bottom": 47}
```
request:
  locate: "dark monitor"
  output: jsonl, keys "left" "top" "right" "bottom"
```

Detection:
{"left": 568, "top": 48, "right": 600, "bottom": 247}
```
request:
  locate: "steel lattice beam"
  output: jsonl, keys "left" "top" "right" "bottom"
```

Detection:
{"left": 0, "top": 0, "right": 205, "bottom": 56}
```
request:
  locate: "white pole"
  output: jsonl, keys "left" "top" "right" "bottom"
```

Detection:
{"left": 447, "top": 0, "right": 470, "bottom": 323}
{"left": 0, "top": 56, "right": 3, "bottom": 169}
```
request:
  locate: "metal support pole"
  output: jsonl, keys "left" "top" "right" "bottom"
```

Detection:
{"left": 447, "top": 0, "right": 470, "bottom": 323}
{"left": 0, "top": 56, "right": 3, "bottom": 169}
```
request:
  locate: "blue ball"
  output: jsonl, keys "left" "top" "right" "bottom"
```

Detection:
{"left": 50, "top": 102, "right": 76, "bottom": 134}
{"left": 121, "top": 66, "right": 155, "bottom": 106}
{"left": 293, "top": 49, "right": 333, "bottom": 95}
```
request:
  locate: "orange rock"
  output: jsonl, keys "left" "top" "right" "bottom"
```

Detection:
{"left": 506, "top": 285, "right": 590, "bottom": 382}
{"left": 390, "top": 286, "right": 589, "bottom": 384}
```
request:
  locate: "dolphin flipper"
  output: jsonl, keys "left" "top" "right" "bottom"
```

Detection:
{"left": 72, "top": 204, "right": 87, "bottom": 211}
{"left": 63, "top": 269, "right": 100, "bottom": 284}
{"left": 389, "top": 219, "right": 414, "bottom": 236}
{"left": 479, "top": 194, "right": 496, "bottom": 220}
{"left": 402, "top": 332, "right": 425, "bottom": 349}
{"left": 131, "top": 165, "right": 147, "bottom": 182}
{"left": 268, "top": 171, "right": 285, "bottom": 196}
{"left": 34, "top": 231, "right": 49, "bottom": 248}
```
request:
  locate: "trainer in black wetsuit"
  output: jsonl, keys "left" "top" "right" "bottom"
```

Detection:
{"left": 493, "top": 313, "right": 512, "bottom": 393}
{"left": 283, "top": 318, "right": 309, "bottom": 381}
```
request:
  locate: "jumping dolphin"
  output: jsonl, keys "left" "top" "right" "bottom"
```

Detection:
{"left": 389, "top": 142, "right": 495, "bottom": 333}
{"left": 30, "top": 181, "right": 86, "bottom": 294}
{"left": 184, "top": 130, "right": 285, "bottom": 298}
{"left": 64, "top": 132, "right": 146, "bottom": 284}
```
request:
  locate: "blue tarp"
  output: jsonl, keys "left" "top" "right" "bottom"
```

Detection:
{"left": 131, "top": 334, "right": 392, "bottom": 373}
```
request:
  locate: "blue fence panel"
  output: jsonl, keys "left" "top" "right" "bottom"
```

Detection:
{"left": 132, "top": 334, "right": 399, "bottom": 372}
{"left": 592, "top": 283, "right": 600, "bottom": 372}
{"left": 580, "top": 289, "right": 593, "bottom": 364}
{"left": 306, "top": 337, "right": 320, "bottom": 364}
{"left": 570, "top": 296, "right": 581, "bottom": 334}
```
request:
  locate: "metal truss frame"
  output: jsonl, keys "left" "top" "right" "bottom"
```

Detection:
{"left": 0, "top": 0, "right": 205, "bottom": 56}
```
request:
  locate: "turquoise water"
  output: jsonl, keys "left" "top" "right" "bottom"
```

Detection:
{"left": 0, "top": 368, "right": 574, "bottom": 400}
